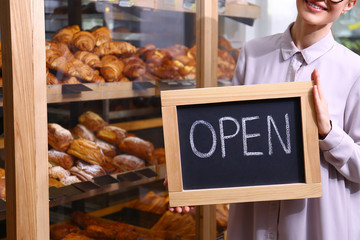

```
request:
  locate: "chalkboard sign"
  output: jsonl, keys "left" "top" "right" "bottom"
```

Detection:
{"left": 161, "top": 81, "right": 321, "bottom": 207}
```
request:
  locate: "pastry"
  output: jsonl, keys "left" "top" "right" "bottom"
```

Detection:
{"left": 0, "top": 178, "right": 5, "bottom": 200}
{"left": 0, "top": 168, "right": 5, "bottom": 178}
{"left": 71, "top": 31, "right": 96, "bottom": 52}
{"left": 111, "top": 154, "right": 145, "bottom": 171}
{"left": 52, "top": 25, "right": 81, "bottom": 44}
{"left": 49, "top": 177, "right": 64, "bottom": 188}
{"left": 71, "top": 211, "right": 99, "bottom": 229}
{"left": 91, "top": 70, "right": 105, "bottom": 83}
{"left": 76, "top": 161, "right": 106, "bottom": 178}
{"left": 91, "top": 26, "right": 112, "bottom": 47}
{"left": 217, "top": 49, "right": 236, "bottom": 79}
{"left": 164, "top": 44, "right": 189, "bottom": 58}
{"left": 48, "top": 123, "right": 74, "bottom": 152}
{"left": 49, "top": 165, "right": 71, "bottom": 180}
{"left": 62, "top": 233, "right": 94, "bottom": 240}
{"left": 95, "top": 138, "right": 117, "bottom": 158}
{"left": 48, "top": 149, "right": 75, "bottom": 170}
{"left": 60, "top": 175, "right": 81, "bottom": 186}
{"left": 60, "top": 76, "right": 82, "bottom": 84}
{"left": 69, "top": 166, "right": 94, "bottom": 181}
{"left": 67, "top": 138, "right": 105, "bottom": 165}
{"left": 96, "top": 125, "right": 127, "bottom": 145}
{"left": 74, "top": 51, "right": 102, "bottom": 68}
{"left": 46, "top": 68, "right": 59, "bottom": 85}
{"left": 100, "top": 55, "right": 124, "bottom": 82}
{"left": 78, "top": 111, "right": 108, "bottom": 133}
{"left": 122, "top": 56, "right": 146, "bottom": 79}
{"left": 72, "top": 124, "right": 96, "bottom": 142}
{"left": 218, "top": 36, "right": 233, "bottom": 51}
{"left": 50, "top": 224, "right": 81, "bottom": 240}
{"left": 151, "top": 147, "right": 166, "bottom": 164}
{"left": 118, "top": 136, "right": 154, "bottom": 162}
{"left": 93, "top": 41, "right": 137, "bottom": 56}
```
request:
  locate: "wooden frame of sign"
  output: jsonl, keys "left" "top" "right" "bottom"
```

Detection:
{"left": 161, "top": 81, "right": 321, "bottom": 207}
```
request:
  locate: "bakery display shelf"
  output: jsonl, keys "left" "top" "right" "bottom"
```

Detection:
{"left": 47, "top": 81, "right": 157, "bottom": 104}
{"left": 91, "top": 0, "right": 260, "bottom": 20}
{"left": 48, "top": 164, "right": 165, "bottom": 208}
{"left": 156, "top": 78, "right": 233, "bottom": 91}
{"left": 0, "top": 164, "right": 166, "bottom": 221}
{"left": 45, "top": 13, "right": 104, "bottom": 20}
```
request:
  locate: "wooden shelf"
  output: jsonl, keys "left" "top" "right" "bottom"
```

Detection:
{"left": 91, "top": 0, "right": 260, "bottom": 19}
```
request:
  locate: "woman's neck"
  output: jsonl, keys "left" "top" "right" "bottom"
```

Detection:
{"left": 291, "top": 17, "right": 332, "bottom": 50}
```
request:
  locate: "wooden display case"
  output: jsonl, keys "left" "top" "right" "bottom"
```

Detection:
{"left": 0, "top": 0, "right": 260, "bottom": 239}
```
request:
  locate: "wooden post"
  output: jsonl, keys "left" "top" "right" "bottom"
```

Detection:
{"left": 195, "top": 0, "right": 218, "bottom": 239}
{"left": 0, "top": 0, "right": 49, "bottom": 239}
{"left": 196, "top": 0, "right": 218, "bottom": 88}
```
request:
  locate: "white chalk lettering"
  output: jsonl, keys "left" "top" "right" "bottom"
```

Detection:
{"left": 190, "top": 120, "right": 217, "bottom": 158}
{"left": 267, "top": 114, "right": 291, "bottom": 155}
{"left": 242, "top": 116, "right": 263, "bottom": 156}
{"left": 219, "top": 116, "right": 240, "bottom": 158}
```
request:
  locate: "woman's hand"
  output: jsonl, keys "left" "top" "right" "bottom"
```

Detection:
{"left": 312, "top": 69, "right": 332, "bottom": 139}
{"left": 163, "top": 177, "right": 195, "bottom": 213}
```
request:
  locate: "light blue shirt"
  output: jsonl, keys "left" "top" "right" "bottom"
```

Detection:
{"left": 228, "top": 24, "right": 360, "bottom": 240}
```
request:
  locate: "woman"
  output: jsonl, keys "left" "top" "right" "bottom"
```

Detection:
{"left": 227, "top": 0, "right": 360, "bottom": 239}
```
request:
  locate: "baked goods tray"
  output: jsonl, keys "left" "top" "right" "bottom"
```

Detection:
{"left": 48, "top": 164, "right": 166, "bottom": 208}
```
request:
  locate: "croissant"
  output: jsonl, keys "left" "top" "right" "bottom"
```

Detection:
{"left": 91, "top": 26, "right": 112, "bottom": 47}
{"left": 71, "top": 31, "right": 96, "bottom": 52}
{"left": 91, "top": 70, "right": 105, "bottom": 83}
{"left": 0, "top": 76, "right": 2, "bottom": 88}
{"left": 93, "top": 41, "right": 137, "bottom": 56}
{"left": 122, "top": 56, "right": 146, "bottom": 79}
{"left": 143, "top": 49, "right": 171, "bottom": 65}
{"left": 46, "top": 42, "right": 73, "bottom": 59}
{"left": 164, "top": 44, "right": 189, "bottom": 58}
{"left": 100, "top": 55, "right": 124, "bottom": 82}
{"left": 136, "top": 44, "right": 156, "bottom": 58}
{"left": 74, "top": 51, "right": 102, "bottom": 68}
{"left": 0, "top": 51, "right": 2, "bottom": 71}
{"left": 217, "top": 49, "right": 236, "bottom": 79}
{"left": 52, "top": 25, "right": 81, "bottom": 44}
{"left": 46, "top": 68, "right": 59, "bottom": 85}
{"left": 59, "top": 76, "right": 82, "bottom": 84}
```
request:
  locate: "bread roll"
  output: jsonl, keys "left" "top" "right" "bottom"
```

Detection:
{"left": 78, "top": 111, "right": 108, "bottom": 133}
{"left": 48, "top": 149, "right": 75, "bottom": 170}
{"left": 72, "top": 124, "right": 96, "bottom": 142}
{"left": 67, "top": 138, "right": 105, "bottom": 165}
{"left": 112, "top": 154, "right": 145, "bottom": 171}
{"left": 118, "top": 136, "right": 154, "bottom": 162}
{"left": 96, "top": 125, "right": 127, "bottom": 145}
{"left": 48, "top": 123, "right": 74, "bottom": 152}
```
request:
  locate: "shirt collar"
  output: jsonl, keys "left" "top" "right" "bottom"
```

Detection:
{"left": 280, "top": 23, "right": 335, "bottom": 65}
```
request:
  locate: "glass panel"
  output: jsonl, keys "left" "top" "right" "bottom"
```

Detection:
{"left": 45, "top": 1, "right": 197, "bottom": 239}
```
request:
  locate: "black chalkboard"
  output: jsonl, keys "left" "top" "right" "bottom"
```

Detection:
{"left": 177, "top": 97, "right": 305, "bottom": 190}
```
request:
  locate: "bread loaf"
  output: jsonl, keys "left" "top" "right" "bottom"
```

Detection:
{"left": 96, "top": 125, "right": 127, "bottom": 145}
{"left": 78, "top": 111, "right": 108, "bottom": 133}
{"left": 48, "top": 149, "right": 75, "bottom": 170}
{"left": 67, "top": 138, "right": 105, "bottom": 165}
{"left": 48, "top": 123, "right": 74, "bottom": 152}
{"left": 112, "top": 154, "right": 145, "bottom": 171}
{"left": 118, "top": 136, "right": 154, "bottom": 162}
